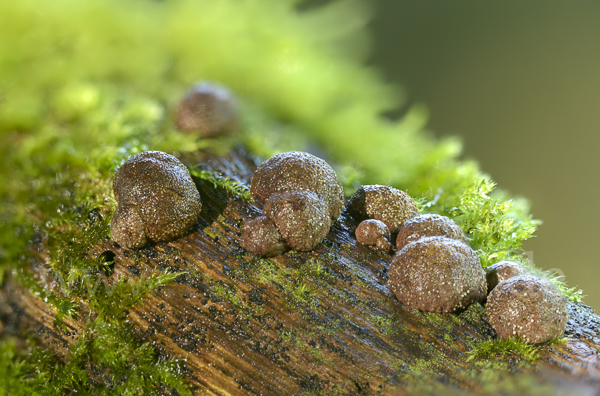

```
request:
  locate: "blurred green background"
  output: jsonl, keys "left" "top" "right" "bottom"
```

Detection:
{"left": 368, "top": 1, "right": 600, "bottom": 310}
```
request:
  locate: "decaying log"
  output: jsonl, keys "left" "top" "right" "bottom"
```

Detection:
{"left": 4, "top": 146, "right": 600, "bottom": 395}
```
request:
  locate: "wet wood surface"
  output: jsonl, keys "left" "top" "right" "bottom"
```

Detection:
{"left": 4, "top": 147, "right": 600, "bottom": 395}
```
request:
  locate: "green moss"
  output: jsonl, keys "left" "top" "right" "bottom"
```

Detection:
{"left": 373, "top": 313, "right": 405, "bottom": 336}
{"left": 189, "top": 168, "right": 252, "bottom": 201}
{"left": 418, "top": 172, "right": 539, "bottom": 269}
{"left": 467, "top": 337, "right": 540, "bottom": 363}
{"left": 0, "top": 320, "right": 191, "bottom": 396}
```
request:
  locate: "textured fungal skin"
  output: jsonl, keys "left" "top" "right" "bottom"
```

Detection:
{"left": 396, "top": 214, "right": 468, "bottom": 251}
{"left": 388, "top": 236, "right": 486, "bottom": 313}
{"left": 486, "top": 275, "right": 568, "bottom": 344}
{"left": 111, "top": 151, "right": 201, "bottom": 248}
{"left": 263, "top": 191, "right": 331, "bottom": 251}
{"left": 250, "top": 151, "right": 344, "bottom": 220}
{"left": 375, "top": 238, "right": 393, "bottom": 253}
{"left": 356, "top": 219, "right": 392, "bottom": 252}
{"left": 485, "top": 261, "right": 525, "bottom": 294}
{"left": 175, "top": 82, "right": 238, "bottom": 137}
{"left": 241, "top": 216, "right": 288, "bottom": 257}
{"left": 346, "top": 185, "right": 419, "bottom": 233}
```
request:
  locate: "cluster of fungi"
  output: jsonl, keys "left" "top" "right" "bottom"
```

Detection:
{"left": 109, "top": 82, "right": 568, "bottom": 346}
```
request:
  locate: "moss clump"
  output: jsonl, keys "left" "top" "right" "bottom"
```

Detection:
{"left": 188, "top": 168, "right": 252, "bottom": 201}
{"left": 0, "top": 321, "right": 191, "bottom": 396}
{"left": 468, "top": 337, "right": 541, "bottom": 362}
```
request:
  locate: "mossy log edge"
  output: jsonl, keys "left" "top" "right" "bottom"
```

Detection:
{"left": 3, "top": 147, "right": 600, "bottom": 395}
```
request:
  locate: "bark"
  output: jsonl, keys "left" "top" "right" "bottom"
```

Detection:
{"left": 3, "top": 146, "right": 600, "bottom": 395}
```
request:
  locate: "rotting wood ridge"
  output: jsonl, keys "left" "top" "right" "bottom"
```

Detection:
{"left": 5, "top": 146, "right": 600, "bottom": 395}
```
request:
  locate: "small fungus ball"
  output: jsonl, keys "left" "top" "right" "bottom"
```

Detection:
{"left": 250, "top": 151, "right": 344, "bottom": 220}
{"left": 241, "top": 216, "right": 288, "bottom": 257}
{"left": 375, "top": 238, "right": 393, "bottom": 253}
{"left": 485, "top": 261, "right": 525, "bottom": 294}
{"left": 356, "top": 219, "right": 392, "bottom": 252}
{"left": 486, "top": 275, "right": 568, "bottom": 344}
{"left": 388, "top": 236, "right": 486, "bottom": 313}
{"left": 263, "top": 191, "right": 331, "bottom": 251}
{"left": 356, "top": 219, "right": 390, "bottom": 245}
{"left": 396, "top": 214, "right": 468, "bottom": 252}
{"left": 175, "top": 82, "right": 238, "bottom": 137}
{"left": 346, "top": 185, "right": 419, "bottom": 233}
{"left": 111, "top": 151, "right": 201, "bottom": 249}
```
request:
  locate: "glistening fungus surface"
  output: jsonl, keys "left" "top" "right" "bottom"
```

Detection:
{"left": 346, "top": 185, "right": 419, "bottom": 234}
{"left": 13, "top": 148, "right": 600, "bottom": 396}
{"left": 111, "top": 151, "right": 202, "bottom": 249}
{"left": 250, "top": 151, "right": 344, "bottom": 220}
{"left": 487, "top": 276, "right": 568, "bottom": 344}
{"left": 396, "top": 214, "right": 468, "bottom": 252}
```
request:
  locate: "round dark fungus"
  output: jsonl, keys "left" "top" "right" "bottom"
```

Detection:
{"left": 110, "top": 151, "right": 201, "bottom": 249}
{"left": 250, "top": 151, "right": 344, "bottom": 220}
{"left": 486, "top": 275, "right": 568, "bottom": 344}
{"left": 396, "top": 214, "right": 468, "bottom": 252}
{"left": 388, "top": 236, "right": 486, "bottom": 313}
{"left": 263, "top": 191, "right": 331, "bottom": 251}
{"left": 346, "top": 185, "right": 419, "bottom": 233}
{"left": 175, "top": 81, "right": 238, "bottom": 137}
{"left": 241, "top": 216, "right": 288, "bottom": 257}
{"left": 375, "top": 238, "right": 393, "bottom": 253}
{"left": 356, "top": 219, "right": 392, "bottom": 253}
{"left": 485, "top": 261, "right": 525, "bottom": 294}
{"left": 243, "top": 151, "right": 344, "bottom": 256}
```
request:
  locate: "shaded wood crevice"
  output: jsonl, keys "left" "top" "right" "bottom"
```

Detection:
{"left": 4, "top": 146, "right": 600, "bottom": 395}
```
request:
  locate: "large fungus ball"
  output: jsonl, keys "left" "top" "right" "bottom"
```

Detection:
{"left": 111, "top": 151, "right": 202, "bottom": 248}
{"left": 396, "top": 214, "right": 468, "bottom": 252}
{"left": 175, "top": 82, "right": 238, "bottom": 137}
{"left": 263, "top": 191, "right": 331, "bottom": 251}
{"left": 241, "top": 216, "right": 288, "bottom": 257}
{"left": 250, "top": 151, "right": 344, "bottom": 220}
{"left": 486, "top": 275, "right": 568, "bottom": 344}
{"left": 346, "top": 185, "right": 419, "bottom": 233}
{"left": 485, "top": 261, "right": 525, "bottom": 294}
{"left": 388, "top": 236, "right": 486, "bottom": 313}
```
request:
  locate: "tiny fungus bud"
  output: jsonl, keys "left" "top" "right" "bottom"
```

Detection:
{"left": 396, "top": 214, "right": 468, "bottom": 252}
{"left": 356, "top": 219, "right": 392, "bottom": 253}
{"left": 111, "top": 151, "right": 201, "bottom": 249}
{"left": 375, "top": 238, "right": 393, "bottom": 253}
{"left": 175, "top": 82, "right": 238, "bottom": 137}
{"left": 241, "top": 216, "right": 288, "bottom": 257}
{"left": 485, "top": 261, "right": 525, "bottom": 294}
{"left": 263, "top": 191, "right": 331, "bottom": 252}
{"left": 486, "top": 275, "right": 568, "bottom": 344}
{"left": 388, "top": 236, "right": 486, "bottom": 313}
{"left": 346, "top": 185, "right": 419, "bottom": 233}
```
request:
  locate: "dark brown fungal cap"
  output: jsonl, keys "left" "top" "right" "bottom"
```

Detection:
{"left": 110, "top": 151, "right": 202, "bottom": 249}
{"left": 241, "top": 216, "right": 288, "bottom": 257}
{"left": 263, "top": 190, "right": 331, "bottom": 251}
{"left": 486, "top": 275, "right": 568, "bottom": 344}
{"left": 396, "top": 214, "right": 468, "bottom": 252}
{"left": 356, "top": 219, "right": 391, "bottom": 249}
{"left": 175, "top": 82, "right": 238, "bottom": 137}
{"left": 375, "top": 238, "right": 393, "bottom": 254}
{"left": 250, "top": 151, "right": 344, "bottom": 220}
{"left": 346, "top": 185, "right": 419, "bottom": 233}
{"left": 388, "top": 236, "right": 486, "bottom": 313}
{"left": 485, "top": 261, "right": 525, "bottom": 294}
